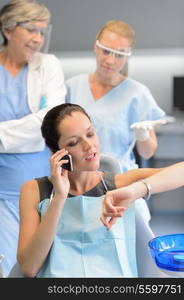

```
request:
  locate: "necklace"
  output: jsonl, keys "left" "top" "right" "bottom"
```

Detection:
{"left": 50, "top": 171, "right": 108, "bottom": 203}
{"left": 96, "top": 170, "right": 108, "bottom": 193}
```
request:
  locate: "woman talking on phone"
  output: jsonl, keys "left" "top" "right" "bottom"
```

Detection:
{"left": 16, "top": 103, "right": 178, "bottom": 278}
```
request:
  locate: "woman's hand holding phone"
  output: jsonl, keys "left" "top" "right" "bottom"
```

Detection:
{"left": 49, "top": 149, "right": 71, "bottom": 202}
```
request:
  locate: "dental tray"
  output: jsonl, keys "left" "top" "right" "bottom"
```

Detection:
{"left": 148, "top": 233, "right": 184, "bottom": 272}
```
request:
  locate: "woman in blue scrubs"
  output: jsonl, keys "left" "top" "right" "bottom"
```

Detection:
{"left": 0, "top": 0, "right": 66, "bottom": 276}
{"left": 66, "top": 20, "right": 165, "bottom": 172}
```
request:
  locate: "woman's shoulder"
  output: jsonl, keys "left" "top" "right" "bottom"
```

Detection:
{"left": 20, "top": 179, "right": 40, "bottom": 204}
{"left": 21, "top": 178, "right": 38, "bottom": 190}
{"left": 21, "top": 176, "right": 51, "bottom": 201}
{"left": 124, "top": 77, "right": 150, "bottom": 92}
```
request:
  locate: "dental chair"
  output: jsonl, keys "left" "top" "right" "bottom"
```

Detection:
{"left": 8, "top": 153, "right": 165, "bottom": 277}
{"left": 99, "top": 153, "right": 166, "bottom": 277}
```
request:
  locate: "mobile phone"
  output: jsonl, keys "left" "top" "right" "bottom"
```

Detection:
{"left": 61, "top": 154, "right": 73, "bottom": 172}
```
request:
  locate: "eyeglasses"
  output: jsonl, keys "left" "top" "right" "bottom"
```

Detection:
{"left": 96, "top": 40, "right": 132, "bottom": 58}
{"left": 17, "top": 22, "right": 51, "bottom": 37}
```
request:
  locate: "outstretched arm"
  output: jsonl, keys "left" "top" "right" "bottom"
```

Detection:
{"left": 101, "top": 161, "right": 184, "bottom": 229}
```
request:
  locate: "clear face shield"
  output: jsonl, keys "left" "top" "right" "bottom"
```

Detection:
{"left": 95, "top": 40, "right": 132, "bottom": 82}
{"left": 17, "top": 22, "right": 52, "bottom": 54}
{"left": 96, "top": 40, "right": 132, "bottom": 59}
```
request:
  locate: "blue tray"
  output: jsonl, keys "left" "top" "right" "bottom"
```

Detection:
{"left": 148, "top": 234, "right": 184, "bottom": 272}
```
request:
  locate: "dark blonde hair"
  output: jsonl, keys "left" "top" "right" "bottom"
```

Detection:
{"left": 0, "top": 0, "right": 50, "bottom": 46}
{"left": 41, "top": 103, "right": 91, "bottom": 153}
{"left": 96, "top": 20, "right": 135, "bottom": 47}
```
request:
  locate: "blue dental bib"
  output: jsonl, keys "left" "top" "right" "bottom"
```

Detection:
{"left": 37, "top": 194, "right": 137, "bottom": 278}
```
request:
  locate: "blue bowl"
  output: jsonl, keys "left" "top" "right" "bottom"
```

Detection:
{"left": 148, "top": 234, "right": 184, "bottom": 272}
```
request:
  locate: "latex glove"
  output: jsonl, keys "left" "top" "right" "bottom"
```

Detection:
{"left": 130, "top": 119, "right": 167, "bottom": 142}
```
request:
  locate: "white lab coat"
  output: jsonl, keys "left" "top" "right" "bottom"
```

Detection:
{"left": 0, "top": 52, "right": 66, "bottom": 153}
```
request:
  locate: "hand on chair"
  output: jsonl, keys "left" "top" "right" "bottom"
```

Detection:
{"left": 130, "top": 119, "right": 167, "bottom": 142}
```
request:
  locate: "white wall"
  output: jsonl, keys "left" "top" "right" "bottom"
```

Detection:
{"left": 1, "top": 0, "right": 184, "bottom": 51}
{"left": 26, "top": 0, "right": 184, "bottom": 51}
{"left": 129, "top": 49, "right": 184, "bottom": 114}
{"left": 56, "top": 48, "right": 184, "bottom": 114}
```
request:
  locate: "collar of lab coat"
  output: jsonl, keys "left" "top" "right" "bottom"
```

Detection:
{"left": 28, "top": 52, "right": 43, "bottom": 70}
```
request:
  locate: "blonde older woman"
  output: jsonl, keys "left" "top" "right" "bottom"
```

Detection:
{"left": 0, "top": 0, "right": 66, "bottom": 276}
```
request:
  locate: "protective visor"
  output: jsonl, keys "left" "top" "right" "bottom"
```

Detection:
{"left": 17, "top": 22, "right": 52, "bottom": 53}
{"left": 96, "top": 40, "right": 132, "bottom": 57}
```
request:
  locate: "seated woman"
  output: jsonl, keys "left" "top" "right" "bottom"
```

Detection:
{"left": 17, "top": 103, "right": 177, "bottom": 278}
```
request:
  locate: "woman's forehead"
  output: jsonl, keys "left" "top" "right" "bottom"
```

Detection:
{"left": 100, "top": 30, "right": 130, "bottom": 48}
{"left": 58, "top": 112, "right": 91, "bottom": 136}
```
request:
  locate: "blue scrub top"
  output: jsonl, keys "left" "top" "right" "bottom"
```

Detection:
{"left": 0, "top": 64, "right": 50, "bottom": 202}
{"left": 66, "top": 74, "right": 165, "bottom": 171}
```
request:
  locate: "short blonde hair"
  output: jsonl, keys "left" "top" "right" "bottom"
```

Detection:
{"left": 0, "top": 0, "right": 50, "bottom": 45}
{"left": 96, "top": 20, "right": 135, "bottom": 47}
